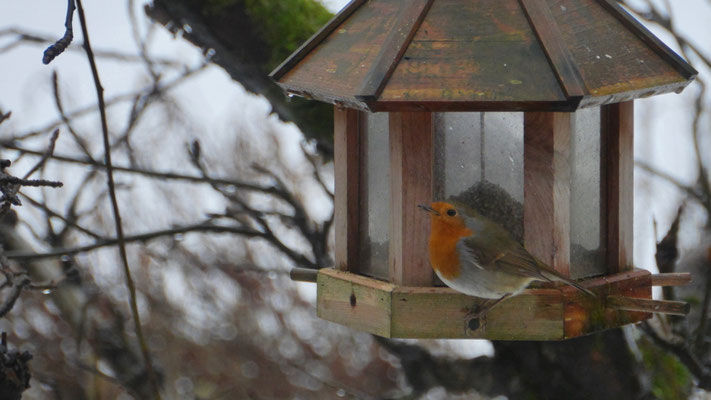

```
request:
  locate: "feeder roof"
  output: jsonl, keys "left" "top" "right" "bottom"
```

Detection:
{"left": 270, "top": 0, "right": 696, "bottom": 112}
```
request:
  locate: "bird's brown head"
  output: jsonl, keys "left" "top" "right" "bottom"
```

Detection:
{"left": 418, "top": 202, "right": 472, "bottom": 238}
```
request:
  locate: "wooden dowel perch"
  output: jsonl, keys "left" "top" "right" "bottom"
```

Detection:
{"left": 650, "top": 272, "right": 692, "bottom": 287}
{"left": 290, "top": 267, "right": 318, "bottom": 283}
{"left": 607, "top": 295, "right": 690, "bottom": 316}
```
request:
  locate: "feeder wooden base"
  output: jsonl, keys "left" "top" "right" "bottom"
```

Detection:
{"left": 317, "top": 268, "right": 664, "bottom": 340}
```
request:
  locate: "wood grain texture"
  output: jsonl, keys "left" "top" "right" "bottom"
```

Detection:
{"left": 370, "top": 100, "right": 578, "bottom": 112}
{"left": 269, "top": 0, "right": 367, "bottom": 80}
{"left": 391, "top": 286, "right": 564, "bottom": 339}
{"left": 607, "top": 295, "right": 690, "bottom": 316}
{"left": 651, "top": 272, "right": 692, "bottom": 287}
{"left": 355, "top": 0, "right": 434, "bottom": 101}
{"left": 519, "top": 0, "right": 586, "bottom": 99}
{"left": 334, "top": 107, "right": 362, "bottom": 272}
{"left": 389, "top": 112, "right": 434, "bottom": 286}
{"left": 279, "top": 0, "right": 402, "bottom": 98}
{"left": 275, "top": 0, "right": 694, "bottom": 111}
{"left": 380, "top": 0, "right": 566, "bottom": 104}
{"left": 602, "top": 101, "right": 634, "bottom": 274}
{"left": 545, "top": 0, "right": 687, "bottom": 98}
{"left": 524, "top": 112, "right": 572, "bottom": 276}
{"left": 562, "top": 268, "right": 651, "bottom": 337}
{"left": 592, "top": 0, "right": 697, "bottom": 80}
{"left": 317, "top": 268, "right": 394, "bottom": 337}
{"left": 316, "top": 268, "right": 653, "bottom": 339}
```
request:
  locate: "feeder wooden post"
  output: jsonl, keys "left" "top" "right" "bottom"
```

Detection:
{"left": 603, "top": 101, "right": 634, "bottom": 274}
{"left": 524, "top": 112, "right": 572, "bottom": 277}
{"left": 389, "top": 112, "right": 434, "bottom": 286}
{"left": 334, "top": 107, "right": 363, "bottom": 272}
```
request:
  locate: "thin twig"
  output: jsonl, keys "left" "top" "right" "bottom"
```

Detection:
{"left": 74, "top": 1, "right": 161, "bottom": 398}
{"left": 0, "top": 176, "right": 63, "bottom": 188}
{"left": 635, "top": 161, "right": 704, "bottom": 203}
{"left": 22, "top": 129, "right": 60, "bottom": 179}
{"left": 4, "top": 222, "right": 264, "bottom": 261}
{"left": 0, "top": 274, "right": 31, "bottom": 318}
{"left": 10, "top": 61, "right": 208, "bottom": 143}
{"left": 43, "top": 0, "right": 75, "bottom": 64}
{"left": 2, "top": 143, "right": 277, "bottom": 192}
{"left": 52, "top": 72, "right": 95, "bottom": 160}
{"left": 300, "top": 142, "right": 334, "bottom": 199}
{"left": 19, "top": 193, "right": 103, "bottom": 239}
{"left": 622, "top": 0, "right": 711, "bottom": 67}
{"left": 1, "top": 27, "right": 185, "bottom": 66}
{"left": 0, "top": 110, "right": 10, "bottom": 125}
{"left": 128, "top": 0, "right": 159, "bottom": 81}
{"left": 189, "top": 145, "right": 318, "bottom": 269}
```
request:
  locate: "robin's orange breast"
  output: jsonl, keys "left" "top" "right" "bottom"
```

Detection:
{"left": 428, "top": 222, "right": 472, "bottom": 281}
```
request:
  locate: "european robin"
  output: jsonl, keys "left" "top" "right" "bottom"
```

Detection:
{"left": 419, "top": 201, "right": 595, "bottom": 316}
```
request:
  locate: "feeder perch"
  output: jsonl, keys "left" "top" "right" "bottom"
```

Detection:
{"left": 274, "top": 0, "right": 696, "bottom": 339}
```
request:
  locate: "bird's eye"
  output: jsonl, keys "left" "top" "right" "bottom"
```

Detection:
{"left": 446, "top": 209, "right": 457, "bottom": 217}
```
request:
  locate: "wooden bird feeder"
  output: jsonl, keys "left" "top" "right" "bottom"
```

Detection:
{"left": 271, "top": 0, "right": 697, "bottom": 340}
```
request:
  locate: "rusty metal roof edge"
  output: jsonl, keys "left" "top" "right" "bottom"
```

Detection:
{"left": 593, "top": 0, "right": 698, "bottom": 81}
{"left": 578, "top": 79, "right": 694, "bottom": 108}
{"left": 275, "top": 82, "right": 372, "bottom": 112}
{"left": 278, "top": 78, "right": 690, "bottom": 113}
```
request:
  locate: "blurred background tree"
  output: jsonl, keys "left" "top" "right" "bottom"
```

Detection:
{"left": 0, "top": 0, "right": 709, "bottom": 399}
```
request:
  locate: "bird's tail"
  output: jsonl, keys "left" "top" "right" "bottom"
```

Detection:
{"left": 539, "top": 266, "right": 597, "bottom": 298}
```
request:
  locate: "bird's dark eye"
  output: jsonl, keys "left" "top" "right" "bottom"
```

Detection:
{"left": 446, "top": 209, "right": 457, "bottom": 217}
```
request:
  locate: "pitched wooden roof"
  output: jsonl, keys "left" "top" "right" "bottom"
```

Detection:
{"left": 270, "top": 0, "right": 696, "bottom": 112}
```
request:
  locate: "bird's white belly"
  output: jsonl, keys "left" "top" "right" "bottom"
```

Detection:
{"left": 435, "top": 266, "right": 533, "bottom": 299}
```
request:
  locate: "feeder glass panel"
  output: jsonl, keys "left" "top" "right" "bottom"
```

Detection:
{"left": 570, "top": 106, "right": 606, "bottom": 278}
{"left": 359, "top": 112, "right": 390, "bottom": 280}
{"left": 434, "top": 112, "right": 524, "bottom": 243}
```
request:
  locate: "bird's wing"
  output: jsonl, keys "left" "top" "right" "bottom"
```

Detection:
{"left": 459, "top": 228, "right": 548, "bottom": 281}
{"left": 455, "top": 240, "right": 484, "bottom": 270}
{"left": 492, "top": 244, "right": 549, "bottom": 281}
{"left": 460, "top": 214, "right": 595, "bottom": 297}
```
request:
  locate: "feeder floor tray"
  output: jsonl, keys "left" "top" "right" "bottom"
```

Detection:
{"left": 317, "top": 268, "right": 687, "bottom": 340}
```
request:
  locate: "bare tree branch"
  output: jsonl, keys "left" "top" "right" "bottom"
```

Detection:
{"left": 74, "top": 1, "right": 161, "bottom": 398}
{"left": 1, "top": 157, "right": 64, "bottom": 217}
{"left": 635, "top": 161, "right": 704, "bottom": 203}
{"left": 19, "top": 193, "right": 103, "bottom": 239}
{"left": 0, "top": 275, "right": 30, "bottom": 318}
{"left": 1, "top": 27, "right": 184, "bottom": 67}
{"left": 4, "top": 222, "right": 265, "bottom": 261}
{"left": 0, "top": 175, "right": 63, "bottom": 188}
{"left": 8, "top": 61, "right": 208, "bottom": 143}
{"left": 22, "top": 129, "right": 60, "bottom": 180}
{"left": 189, "top": 142, "right": 319, "bottom": 269}
{"left": 42, "top": 0, "right": 75, "bottom": 64}
{"left": 0, "top": 110, "right": 10, "bottom": 125}
{"left": 52, "top": 72, "right": 95, "bottom": 160}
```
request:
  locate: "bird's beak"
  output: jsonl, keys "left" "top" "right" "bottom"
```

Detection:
{"left": 418, "top": 204, "right": 439, "bottom": 215}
